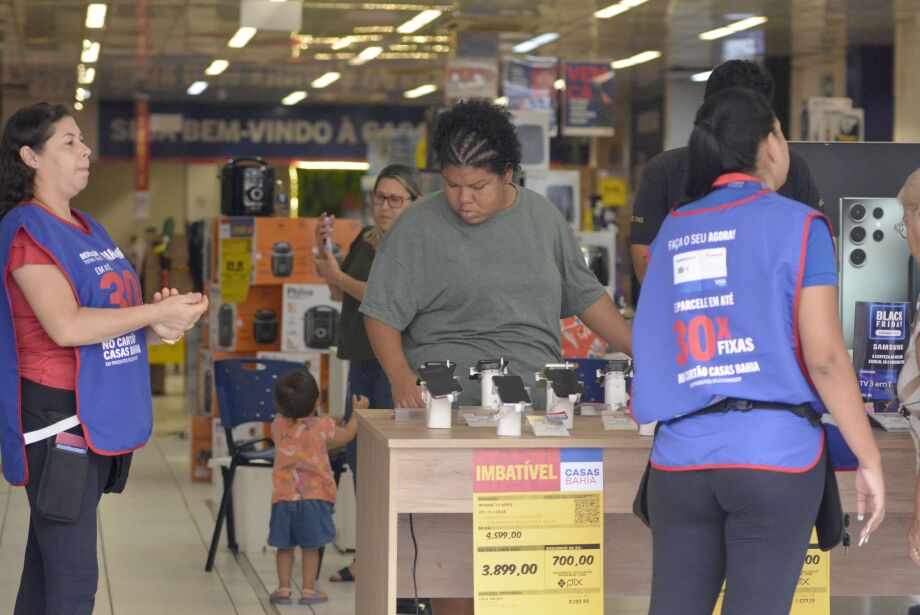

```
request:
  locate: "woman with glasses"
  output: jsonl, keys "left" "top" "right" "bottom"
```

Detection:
{"left": 895, "top": 170, "right": 920, "bottom": 566}
{"left": 313, "top": 162, "right": 421, "bottom": 584}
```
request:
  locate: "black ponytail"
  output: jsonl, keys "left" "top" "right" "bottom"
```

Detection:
{"left": 685, "top": 87, "right": 775, "bottom": 201}
{"left": 0, "top": 103, "right": 70, "bottom": 220}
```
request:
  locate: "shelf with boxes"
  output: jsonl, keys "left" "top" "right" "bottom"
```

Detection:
{"left": 189, "top": 214, "right": 362, "bottom": 483}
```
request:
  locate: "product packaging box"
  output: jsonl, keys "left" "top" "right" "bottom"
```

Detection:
{"left": 252, "top": 217, "right": 312, "bottom": 284}
{"left": 191, "top": 414, "right": 213, "bottom": 483}
{"left": 281, "top": 284, "right": 342, "bottom": 353}
{"left": 209, "top": 285, "right": 283, "bottom": 352}
{"left": 210, "top": 216, "right": 363, "bottom": 287}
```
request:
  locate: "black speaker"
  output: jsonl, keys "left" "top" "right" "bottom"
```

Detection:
{"left": 253, "top": 308, "right": 278, "bottom": 345}
{"left": 218, "top": 304, "right": 235, "bottom": 348}
{"left": 304, "top": 306, "right": 339, "bottom": 349}
{"left": 220, "top": 158, "right": 274, "bottom": 216}
{"left": 271, "top": 241, "right": 293, "bottom": 277}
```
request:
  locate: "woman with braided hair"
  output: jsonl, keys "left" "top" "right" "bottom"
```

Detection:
{"left": 361, "top": 99, "right": 631, "bottom": 413}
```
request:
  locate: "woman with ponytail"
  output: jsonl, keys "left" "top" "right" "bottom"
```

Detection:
{"left": 631, "top": 87, "right": 885, "bottom": 615}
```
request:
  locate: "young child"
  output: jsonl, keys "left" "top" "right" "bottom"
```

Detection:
{"left": 268, "top": 368, "right": 364, "bottom": 605}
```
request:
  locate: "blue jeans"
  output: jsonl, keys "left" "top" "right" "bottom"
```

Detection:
{"left": 342, "top": 358, "right": 393, "bottom": 485}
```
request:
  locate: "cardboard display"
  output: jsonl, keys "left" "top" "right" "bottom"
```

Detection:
{"left": 281, "top": 284, "right": 342, "bottom": 353}
{"left": 208, "top": 285, "right": 283, "bottom": 352}
{"left": 252, "top": 217, "right": 312, "bottom": 284}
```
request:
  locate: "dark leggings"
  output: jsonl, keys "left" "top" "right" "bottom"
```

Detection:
{"left": 14, "top": 380, "right": 112, "bottom": 615}
{"left": 647, "top": 457, "right": 825, "bottom": 615}
{"left": 342, "top": 358, "right": 394, "bottom": 485}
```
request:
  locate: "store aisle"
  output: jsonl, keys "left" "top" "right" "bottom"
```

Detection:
{"left": 0, "top": 385, "right": 355, "bottom": 615}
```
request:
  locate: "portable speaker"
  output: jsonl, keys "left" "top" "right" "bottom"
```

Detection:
{"left": 304, "top": 306, "right": 339, "bottom": 349}
{"left": 271, "top": 241, "right": 293, "bottom": 277}
{"left": 218, "top": 304, "right": 235, "bottom": 348}
{"left": 220, "top": 158, "right": 274, "bottom": 217}
{"left": 253, "top": 308, "right": 278, "bottom": 345}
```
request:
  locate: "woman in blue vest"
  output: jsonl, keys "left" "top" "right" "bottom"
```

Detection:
{"left": 632, "top": 87, "right": 885, "bottom": 615}
{"left": 0, "top": 103, "right": 209, "bottom": 614}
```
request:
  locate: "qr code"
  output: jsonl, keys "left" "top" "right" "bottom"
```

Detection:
{"left": 574, "top": 496, "right": 600, "bottom": 524}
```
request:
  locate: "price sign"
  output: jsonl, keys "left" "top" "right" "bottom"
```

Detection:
{"left": 473, "top": 448, "right": 603, "bottom": 614}
{"left": 219, "top": 237, "right": 252, "bottom": 303}
{"left": 713, "top": 530, "right": 828, "bottom": 614}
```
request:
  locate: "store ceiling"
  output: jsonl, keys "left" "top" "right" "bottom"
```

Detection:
{"left": 0, "top": 0, "right": 917, "bottom": 107}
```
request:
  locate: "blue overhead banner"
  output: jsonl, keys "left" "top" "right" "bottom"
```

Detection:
{"left": 98, "top": 102, "right": 426, "bottom": 160}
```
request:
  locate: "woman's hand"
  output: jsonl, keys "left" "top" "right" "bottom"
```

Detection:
{"left": 854, "top": 463, "right": 886, "bottom": 546}
{"left": 352, "top": 394, "right": 370, "bottom": 410}
{"left": 150, "top": 287, "right": 182, "bottom": 340}
{"left": 152, "top": 291, "right": 209, "bottom": 334}
{"left": 391, "top": 369, "right": 425, "bottom": 409}
{"left": 313, "top": 245, "right": 341, "bottom": 282}
{"left": 315, "top": 213, "right": 334, "bottom": 247}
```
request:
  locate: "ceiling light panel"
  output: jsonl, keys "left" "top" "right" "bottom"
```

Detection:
{"left": 699, "top": 16, "right": 768, "bottom": 41}
{"left": 610, "top": 50, "right": 661, "bottom": 69}
{"left": 282, "top": 91, "right": 308, "bottom": 105}
{"left": 205, "top": 59, "right": 229, "bottom": 75}
{"left": 311, "top": 72, "right": 341, "bottom": 88}
{"left": 81, "top": 40, "right": 101, "bottom": 63}
{"left": 187, "top": 81, "right": 208, "bottom": 95}
{"left": 594, "top": 0, "right": 648, "bottom": 19}
{"left": 228, "top": 27, "right": 257, "bottom": 48}
{"left": 403, "top": 84, "right": 437, "bottom": 98}
{"left": 348, "top": 46, "right": 383, "bottom": 65}
{"left": 512, "top": 32, "right": 559, "bottom": 54}
{"left": 396, "top": 10, "right": 442, "bottom": 34}
{"left": 85, "top": 3, "right": 107, "bottom": 29}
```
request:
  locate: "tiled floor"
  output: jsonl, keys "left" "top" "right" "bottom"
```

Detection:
{"left": 1, "top": 378, "right": 919, "bottom": 614}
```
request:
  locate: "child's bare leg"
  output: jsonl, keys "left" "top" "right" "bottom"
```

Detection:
{"left": 276, "top": 548, "right": 295, "bottom": 590}
{"left": 301, "top": 548, "right": 320, "bottom": 591}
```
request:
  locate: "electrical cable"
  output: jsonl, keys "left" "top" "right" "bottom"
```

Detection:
{"left": 409, "top": 512, "right": 420, "bottom": 614}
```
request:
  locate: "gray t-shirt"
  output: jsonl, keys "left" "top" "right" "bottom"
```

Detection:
{"left": 360, "top": 185, "right": 605, "bottom": 405}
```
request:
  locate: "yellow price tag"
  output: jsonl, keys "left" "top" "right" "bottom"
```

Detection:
{"left": 473, "top": 449, "right": 604, "bottom": 614}
{"left": 713, "top": 530, "right": 828, "bottom": 614}
{"left": 599, "top": 177, "right": 627, "bottom": 207}
{"left": 220, "top": 237, "right": 252, "bottom": 303}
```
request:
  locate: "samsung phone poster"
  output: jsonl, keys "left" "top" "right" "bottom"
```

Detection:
{"left": 852, "top": 302, "right": 909, "bottom": 402}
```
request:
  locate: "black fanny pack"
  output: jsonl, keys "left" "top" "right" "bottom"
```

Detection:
{"left": 632, "top": 398, "right": 846, "bottom": 552}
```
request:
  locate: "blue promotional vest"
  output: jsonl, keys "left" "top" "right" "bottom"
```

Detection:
{"left": 633, "top": 175, "right": 844, "bottom": 471}
{"left": 0, "top": 204, "right": 152, "bottom": 485}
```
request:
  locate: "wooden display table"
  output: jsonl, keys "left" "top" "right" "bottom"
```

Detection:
{"left": 354, "top": 409, "right": 917, "bottom": 614}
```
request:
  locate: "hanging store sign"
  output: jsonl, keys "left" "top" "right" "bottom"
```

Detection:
{"left": 853, "top": 301, "right": 909, "bottom": 405}
{"left": 562, "top": 62, "right": 615, "bottom": 137}
{"left": 445, "top": 58, "right": 499, "bottom": 101}
{"left": 473, "top": 448, "right": 604, "bottom": 614}
{"left": 503, "top": 56, "right": 559, "bottom": 135}
{"left": 98, "top": 102, "right": 426, "bottom": 161}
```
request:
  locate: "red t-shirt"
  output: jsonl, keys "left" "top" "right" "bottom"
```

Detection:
{"left": 7, "top": 228, "right": 79, "bottom": 390}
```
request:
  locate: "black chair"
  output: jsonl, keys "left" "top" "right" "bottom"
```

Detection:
{"left": 205, "top": 358, "right": 304, "bottom": 571}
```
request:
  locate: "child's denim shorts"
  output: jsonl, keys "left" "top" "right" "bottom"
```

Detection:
{"left": 268, "top": 500, "right": 336, "bottom": 549}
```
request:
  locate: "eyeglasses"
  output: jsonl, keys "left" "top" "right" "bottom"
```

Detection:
{"left": 372, "top": 192, "right": 410, "bottom": 209}
{"left": 895, "top": 208, "right": 920, "bottom": 239}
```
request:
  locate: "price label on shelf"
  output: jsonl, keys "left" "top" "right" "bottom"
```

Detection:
{"left": 219, "top": 237, "right": 252, "bottom": 303}
{"left": 473, "top": 448, "right": 603, "bottom": 614}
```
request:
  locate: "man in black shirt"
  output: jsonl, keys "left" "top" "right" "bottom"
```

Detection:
{"left": 629, "top": 61, "right": 823, "bottom": 282}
